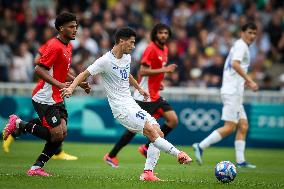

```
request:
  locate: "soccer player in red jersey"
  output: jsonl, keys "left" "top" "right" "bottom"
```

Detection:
{"left": 3, "top": 12, "right": 90, "bottom": 176}
{"left": 2, "top": 55, "right": 79, "bottom": 160}
{"left": 104, "top": 23, "right": 179, "bottom": 168}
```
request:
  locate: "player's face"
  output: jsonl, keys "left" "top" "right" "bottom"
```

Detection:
{"left": 156, "top": 29, "right": 169, "bottom": 45}
{"left": 242, "top": 28, "right": 257, "bottom": 45}
{"left": 121, "top": 36, "right": 136, "bottom": 54}
{"left": 61, "top": 21, "right": 78, "bottom": 40}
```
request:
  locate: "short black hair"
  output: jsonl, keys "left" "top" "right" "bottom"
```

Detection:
{"left": 55, "top": 12, "right": 77, "bottom": 31}
{"left": 241, "top": 22, "right": 257, "bottom": 31}
{"left": 151, "top": 23, "right": 172, "bottom": 42}
{"left": 114, "top": 27, "right": 136, "bottom": 44}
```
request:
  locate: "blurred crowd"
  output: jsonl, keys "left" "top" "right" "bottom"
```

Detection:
{"left": 0, "top": 0, "right": 284, "bottom": 91}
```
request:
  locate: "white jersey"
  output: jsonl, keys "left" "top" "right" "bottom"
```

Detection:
{"left": 221, "top": 39, "right": 251, "bottom": 96}
{"left": 87, "top": 51, "right": 137, "bottom": 117}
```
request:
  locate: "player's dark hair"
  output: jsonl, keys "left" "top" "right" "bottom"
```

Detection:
{"left": 55, "top": 12, "right": 77, "bottom": 31}
{"left": 241, "top": 22, "right": 257, "bottom": 31}
{"left": 151, "top": 23, "right": 172, "bottom": 42}
{"left": 114, "top": 27, "right": 136, "bottom": 44}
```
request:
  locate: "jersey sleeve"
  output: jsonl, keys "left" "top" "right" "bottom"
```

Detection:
{"left": 232, "top": 42, "right": 246, "bottom": 62}
{"left": 140, "top": 46, "right": 154, "bottom": 66}
{"left": 38, "top": 43, "right": 58, "bottom": 69}
{"left": 87, "top": 56, "right": 105, "bottom": 76}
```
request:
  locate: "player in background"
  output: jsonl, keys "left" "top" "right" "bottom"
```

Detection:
{"left": 193, "top": 23, "right": 258, "bottom": 168}
{"left": 103, "top": 23, "right": 178, "bottom": 168}
{"left": 3, "top": 12, "right": 91, "bottom": 176}
{"left": 3, "top": 55, "right": 78, "bottom": 160}
{"left": 61, "top": 27, "right": 192, "bottom": 181}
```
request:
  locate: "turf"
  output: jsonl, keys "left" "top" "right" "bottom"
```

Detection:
{"left": 0, "top": 141, "right": 283, "bottom": 189}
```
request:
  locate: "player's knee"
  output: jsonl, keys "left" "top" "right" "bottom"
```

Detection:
{"left": 239, "top": 123, "right": 248, "bottom": 134}
{"left": 49, "top": 123, "right": 66, "bottom": 142}
{"left": 170, "top": 117, "right": 179, "bottom": 128}
{"left": 158, "top": 130, "right": 164, "bottom": 138}
{"left": 143, "top": 123, "right": 159, "bottom": 142}
{"left": 50, "top": 132, "right": 64, "bottom": 142}
{"left": 223, "top": 122, "right": 236, "bottom": 133}
{"left": 166, "top": 116, "right": 178, "bottom": 128}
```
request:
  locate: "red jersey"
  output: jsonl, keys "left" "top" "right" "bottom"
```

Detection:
{"left": 133, "top": 42, "right": 168, "bottom": 102}
{"left": 32, "top": 37, "right": 72, "bottom": 104}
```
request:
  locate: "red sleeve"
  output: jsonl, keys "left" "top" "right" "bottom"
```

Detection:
{"left": 38, "top": 43, "right": 46, "bottom": 56}
{"left": 38, "top": 43, "right": 58, "bottom": 69}
{"left": 141, "top": 46, "right": 155, "bottom": 66}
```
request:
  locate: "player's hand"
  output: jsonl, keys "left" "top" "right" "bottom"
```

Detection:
{"left": 79, "top": 81, "right": 91, "bottom": 94}
{"left": 246, "top": 80, "right": 259, "bottom": 92}
{"left": 165, "top": 64, "right": 177, "bottom": 73}
{"left": 60, "top": 87, "right": 74, "bottom": 98}
{"left": 58, "top": 81, "right": 72, "bottom": 89}
{"left": 138, "top": 88, "right": 149, "bottom": 101}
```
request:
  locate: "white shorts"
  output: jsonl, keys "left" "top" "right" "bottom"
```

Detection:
{"left": 221, "top": 94, "right": 247, "bottom": 124}
{"left": 115, "top": 104, "right": 158, "bottom": 135}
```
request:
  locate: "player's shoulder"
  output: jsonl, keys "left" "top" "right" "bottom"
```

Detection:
{"left": 234, "top": 39, "right": 248, "bottom": 49}
{"left": 95, "top": 51, "right": 112, "bottom": 64}
{"left": 145, "top": 42, "right": 156, "bottom": 51}
{"left": 44, "top": 38, "right": 62, "bottom": 50}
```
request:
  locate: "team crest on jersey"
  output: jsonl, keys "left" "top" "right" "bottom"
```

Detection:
{"left": 52, "top": 116, "right": 57, "bottom": 123}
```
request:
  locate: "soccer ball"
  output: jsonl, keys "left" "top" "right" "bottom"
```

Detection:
{"left": 215, "top": 161, "right": 237, "bottom": 183}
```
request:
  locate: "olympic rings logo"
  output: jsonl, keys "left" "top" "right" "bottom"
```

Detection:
{"left": 180, "top": 108, "right": 221, "bottom": 132}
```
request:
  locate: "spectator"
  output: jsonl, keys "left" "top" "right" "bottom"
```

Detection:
{"left": 0, "top": 0, "right": 283, "bottom": 89}
{"left": 9, "top": 42, "right": 33, "bottom": 82}
{"left": 0, "top": 29, "right": 12, "bottom": 82}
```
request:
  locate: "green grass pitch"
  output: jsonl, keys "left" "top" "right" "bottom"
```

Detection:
{"left": 0, "top": 141, "right": 284, "bottom": 189}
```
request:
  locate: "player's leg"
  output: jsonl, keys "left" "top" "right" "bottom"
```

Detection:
{"left": 29, "top": 117, "right": 77, "bottom": 160}
{"left": 104, "top": 130, "right": 136, "bottom": 167}
{"left": 143, "top": 122, "right": 191, "bottom": 162}
{"left": 27, "top": 118, "right": 67, "bottom": 176}
{"left": 2, "top": 117, "right": 48, "bottom": 153}
{"left": 27, "top": 103, "right": 68, "bottom": 176}
{"left": 3, "top": 115, "right": 51, "bottom": 141}
{"left": 141, "top": 121, "right": 192, "bottom": 181}
{"left": 27, "top": 141, "right": 63, "bottom": 176}
{"left": 193, "top": 121, "right": 237, "bottom": 165}
{"left": 117, "top": 106, "right": 191, "bottom": 181}
{"left": 140, "top": 99, "right": 178, "bottom": 156}
{"left": 193, "top": 94, "right": 238, "bottom": 165}
{"left": 235, "top": 106, "right": 256, "bottom": 168}
{"left": 141, "top": 110, "right": 178, "bottom": 154}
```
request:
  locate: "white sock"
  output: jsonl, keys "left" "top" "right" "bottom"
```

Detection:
{"left": 15, "top": 119, "right": 21, "bottom": 128}
{"left": 199, "top": 130, "right": 222, "bottom": 149}
{"left": 152, "top": 137, "right": 180, "bottom": 157}
{"left": 235, "top": 140, "right": 246, "bottom": 163}
{"left": 30, "top": 165, "right": 41, "bottom": 170}
{"left": 144, "top": 143, "right": 160, "bottom": 171}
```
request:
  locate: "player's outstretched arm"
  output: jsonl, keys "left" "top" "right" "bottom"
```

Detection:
{"left": 61, "top": 70, "right": 91, "bottom": 98}
{"left": 232, "top": 60, "right": 258, "bottom": 91}
{"left": 67, "top": 71, "right": 91, "bottom": 94}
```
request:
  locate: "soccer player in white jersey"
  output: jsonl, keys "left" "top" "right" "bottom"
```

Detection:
{"left": 61, "top": 27, "right": 192, "bottom": 181}
{"left": 193, "top": 23, "right": 258, "bottom": 168}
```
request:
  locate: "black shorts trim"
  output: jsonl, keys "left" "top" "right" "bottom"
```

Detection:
{"left": 135, "top": 97, "right": 173, "bottom": 116}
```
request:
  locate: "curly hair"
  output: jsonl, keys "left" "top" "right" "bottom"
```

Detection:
{"left": 55, "top": 12, "right": 77, "bottom": 31}
{"left": 150, "top": 23, "right": 172, "bottom": 42}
